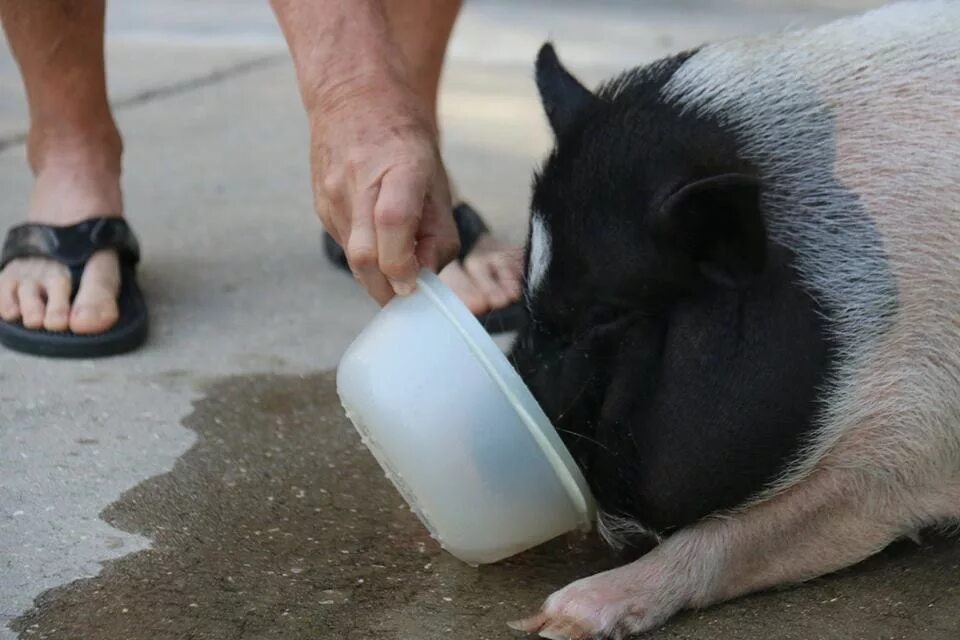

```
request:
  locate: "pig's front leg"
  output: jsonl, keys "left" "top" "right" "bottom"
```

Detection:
{"left": 510, "top": 470, "right": 935, "bottom": 639}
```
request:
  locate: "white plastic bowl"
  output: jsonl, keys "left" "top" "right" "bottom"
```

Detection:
{"left": 337, "top": 270, "right": 595, "bottom": 565}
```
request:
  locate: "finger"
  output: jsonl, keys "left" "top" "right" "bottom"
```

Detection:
{"left": 375, "top": 166, "right": 429, "bottom": 295}
{"left": 323, "top": 217, "right": 345, "bottom": 248}
{"left": 348, "top": 185, "right": 395, "bottom": 305}
{"left": 416, "top": 179, "right": 458, "bottom": 273}
{"left": 351, "top": 235, "right": 395, "bottom": 305}
{"left": 315, "top": 194, "right": 347, "bottom": 247}
{"left": 314, "top": 142, "right": 348, "bottom": 245}
{"left": 360, "top": 273, "right": 396, "bottom": 306}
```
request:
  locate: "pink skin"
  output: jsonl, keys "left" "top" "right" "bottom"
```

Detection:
{"left": 272, "top": 0, "right": 522, "bottom": 310}
{"left": 0, "top": 0, "right": 123, "bottom": 335}
{"left": 508, "top": 466, "right": 960, "bottom": 639}
{"left": 379, "top": 0, "right": 522, "bottom": 313}
{"left": 445, "top": 235, "right": 523, "bottom": 314}
{"left": 0, "top": 0, "right": 521, "bottom": 336}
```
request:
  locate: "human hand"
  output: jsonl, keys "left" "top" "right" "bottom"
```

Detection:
{"left": 308, "top": 81, "right": 458, "bottom": 304}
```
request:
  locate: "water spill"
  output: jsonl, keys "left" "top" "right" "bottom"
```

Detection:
{"left": 9, "top": 372, "right": 611, "bottom": 640}
{"left": 11, "top": 371, "right": 959, "bottom": 639}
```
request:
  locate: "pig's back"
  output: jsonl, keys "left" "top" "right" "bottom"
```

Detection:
{"left": 663, "top": 0, "right": 960, "bottom": 495}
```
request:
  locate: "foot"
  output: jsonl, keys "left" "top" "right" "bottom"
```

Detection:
{"left": 440, "top": 233, "right": 523, "bottom": 315}
{"left": 0, "top": 133, "right": 123, "bottom": 335}
{"left": 508, "top": 560, "right": 687, "bottom": 640}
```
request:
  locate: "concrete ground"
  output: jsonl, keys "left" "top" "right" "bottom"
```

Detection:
{"left": 1, "top": 1, "right": 956, "bottom": 639}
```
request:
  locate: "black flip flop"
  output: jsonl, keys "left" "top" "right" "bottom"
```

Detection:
{"left": 323, "top": 202, "right": 528, "bottom": 334}
{"left": 0, "top": 217, "right": 148, "bottom": 358}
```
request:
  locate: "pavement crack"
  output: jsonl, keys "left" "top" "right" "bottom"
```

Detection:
{"left": 0, "top": 53, "right": 286, "bottom": 154}
{"left": 110, "top": 53, "right": 286, "bottom": 111}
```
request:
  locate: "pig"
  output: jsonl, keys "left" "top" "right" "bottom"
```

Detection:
{"left": 507, "top": 1, "right": 960, "bottom": 637}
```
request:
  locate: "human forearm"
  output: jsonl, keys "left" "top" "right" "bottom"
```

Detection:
{"left": 269, "top": 0, "right": 457, "bottom": 300}
{"left": 270, "top": 0, "right": 410, "bottom": 116}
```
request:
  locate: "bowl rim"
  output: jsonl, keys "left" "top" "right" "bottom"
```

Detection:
{"left": 416, "top": 270, "right": 596, "bottom": 529}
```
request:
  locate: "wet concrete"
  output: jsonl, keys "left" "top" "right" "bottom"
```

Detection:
{"left": 9, "top": 372, "right": 612, "bottom": 640}
{"left": 11, "top": 372, "right": 960, "bottom": 639}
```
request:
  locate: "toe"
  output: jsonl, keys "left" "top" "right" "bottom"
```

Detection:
{"left": 508, "top": 613, "right": 590, "bottom": 640}
{"left": 69, "top": 250, "right": 120, "bottom": 335}
{"left": 538, "top": 622, "right": 589, "bottom": 640}
{"left": 70, "top": 293, "right": 119, "bottom": 334}
{"left": 465, "top": 257, "right": 511, "bottom": 310}
{"left": 493, "top": 251, "right": 524, "bottom": 301}
{"left": 17, "top": 281, "right": 46, "bottom": 329}
{"left": 440, "top": 261, "right": 489, "bottom": 315}
{"left": 0, "top": 275, "right": 20, "bottom": 322}
{"left": 508, "top": 614, "right": 546, "bottom": 634}
{"left": 43, "top": 272, "right": 72, "bottom": 332}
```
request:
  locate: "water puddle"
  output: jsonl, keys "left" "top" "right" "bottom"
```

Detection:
{"left": 11, "top": 371, "right": 958, "bottom": 639}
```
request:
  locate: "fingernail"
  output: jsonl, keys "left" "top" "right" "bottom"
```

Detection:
{"left": 391, "top": 280, "right": 416, "bottom": 296}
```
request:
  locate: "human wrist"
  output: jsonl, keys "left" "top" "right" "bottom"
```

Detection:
{"left": 306, "top": 70, "right": 437, "bottom": 142}
{"left": 303, "top": 59, "right": 402, "bottom": 119}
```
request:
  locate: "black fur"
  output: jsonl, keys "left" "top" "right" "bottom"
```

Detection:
{"left": 511, "top": 45, "right": 834, "bottom": 537}
{"left": 536, "top": 43, "right": 600, "bottom": 136}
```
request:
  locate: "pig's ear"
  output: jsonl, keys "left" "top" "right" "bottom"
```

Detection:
{"left": 653, "top": 173, "right": 766, "bottom": 286}
{"left": 536, "top": 43, "right": 597, "bottom": 136}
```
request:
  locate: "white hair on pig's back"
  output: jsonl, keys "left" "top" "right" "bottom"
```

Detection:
{"left": 662, "top": 0, "right": 960, "bottom": 506}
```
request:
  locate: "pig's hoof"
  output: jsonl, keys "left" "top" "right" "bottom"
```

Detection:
{"left": 507, "top": 569, "right": 678, "bottom": 639}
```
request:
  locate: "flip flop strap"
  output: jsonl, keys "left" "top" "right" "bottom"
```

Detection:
{"left": 0, "top": 217, "right": 140, "bottom": 271}
{"left": 453, "top": 202, "right": 490, "bottom": 263}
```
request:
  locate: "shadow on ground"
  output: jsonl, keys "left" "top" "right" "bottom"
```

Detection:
{"left": 12, "top": 372, "right": 960, "bottom": 639}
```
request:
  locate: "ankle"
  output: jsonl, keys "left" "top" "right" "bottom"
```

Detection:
{"left": 26, "top": 119, "right": 123, "bottom": 177}
{"left": 26, "top": 126, "right": 124, "bottom": 225}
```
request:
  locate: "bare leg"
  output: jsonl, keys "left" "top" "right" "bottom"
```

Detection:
{"left": 383, "top": 0, "right": 523, "bottom": 314}
{"left": 511, "top": 469, "right": 955, "bottom": 639}
{"left": 0, "top": 0, "right": 123, "bottom": 334}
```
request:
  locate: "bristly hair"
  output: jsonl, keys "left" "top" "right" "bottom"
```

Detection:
{"left": 596, "top": 49, "right": 699, "bottom": 104}
{"left": 598, "top": 509, "right": 662, "bottom": 552}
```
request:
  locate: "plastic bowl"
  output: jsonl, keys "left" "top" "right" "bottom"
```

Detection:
{"left": 336, "top": 271, "right": 595, "bottom": 565}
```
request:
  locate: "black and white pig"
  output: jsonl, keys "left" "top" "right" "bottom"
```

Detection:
{"left": 507, "top": 1, "right": 960, "bottom": 638}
